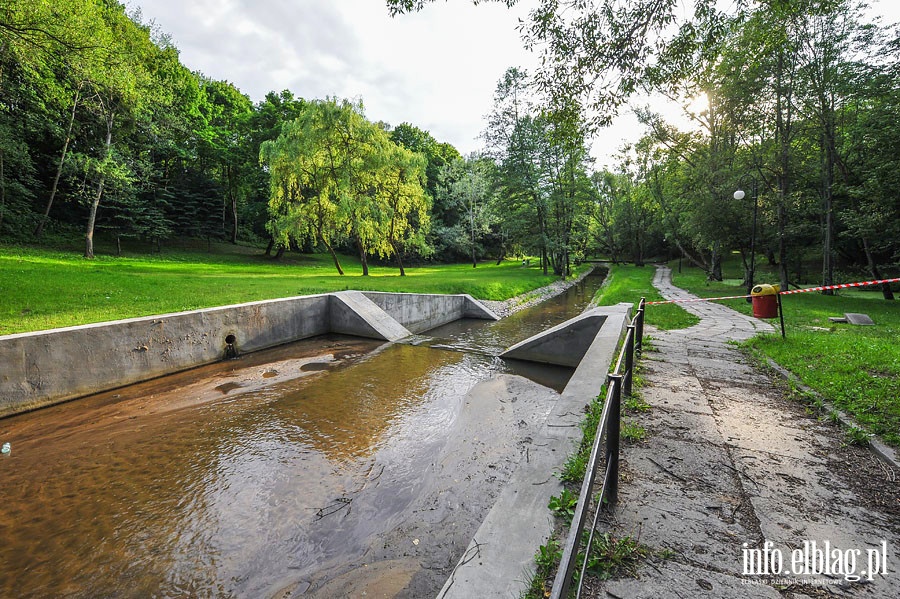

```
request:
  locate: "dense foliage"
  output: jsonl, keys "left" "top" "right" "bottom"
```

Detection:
{"left": 4, "top": 1, "right": 898, "bottom": 288}
{"left": 0, "top": 1, "right": 519, "bottom": 270}
{"left": 388, "top": 0, "right": 900, "bottom": 291}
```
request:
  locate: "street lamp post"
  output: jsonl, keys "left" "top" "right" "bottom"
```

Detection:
{"left": 734, "top": 182, "right": 759, "bottom": 299}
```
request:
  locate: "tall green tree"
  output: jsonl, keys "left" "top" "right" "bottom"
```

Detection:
{"left": 78, "top": 3, "right": 161, "bottom": 259}
{"left": 196, "top": 78, "right": 253, "bottom": 244}
{"left": 260, "top": 99, "right": 351, "bottom": 274}
{"left": 373, "top": 141, "right": 430, "bottom": 275}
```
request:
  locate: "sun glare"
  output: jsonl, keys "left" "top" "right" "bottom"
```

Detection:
{"left": 687, "top": 92, "right": 709, "bottom": 115}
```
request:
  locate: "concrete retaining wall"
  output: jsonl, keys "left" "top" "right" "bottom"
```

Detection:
{"left": 361, "top": 291, "right": 497, "bottom": 333}
{"left": 0, "top": 291, "right": 497, "bottom": 418}
{"left": 500, "top": 309, "right": 611, "bottom": 368}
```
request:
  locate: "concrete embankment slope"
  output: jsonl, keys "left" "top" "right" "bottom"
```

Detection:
{"left": 0, "top": 291, "right": 497, "bottom": 418}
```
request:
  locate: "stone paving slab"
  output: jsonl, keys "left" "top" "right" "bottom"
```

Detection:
{"left": 587, "top": 266, "right": 900, "bottom": 598}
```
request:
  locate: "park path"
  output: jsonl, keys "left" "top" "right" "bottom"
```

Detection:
{"left": 587, "top": 266, "right": 900, "bottom": 598}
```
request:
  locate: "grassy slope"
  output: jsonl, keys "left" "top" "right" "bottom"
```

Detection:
{"left": 593, "top": 263, "right": 699, "bottom": 330}
{"left": 671, "top": 259, "right": 900, "bottom": 446}
{"left": 0, "top": 242, "right": 571, "bottom": 335}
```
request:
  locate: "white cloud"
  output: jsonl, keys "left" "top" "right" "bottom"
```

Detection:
{"left": 130, "top": 0, "right": 900, "bottom": 167}
{"left": 130, "top": 0, "right": 537, "bottom": 155}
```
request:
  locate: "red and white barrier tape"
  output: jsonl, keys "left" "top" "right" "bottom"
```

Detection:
{"left": 645, "top": 277, "right": 899, "bottom": 305}
{"left": 778, "top": 277, "right": 900, "bottom": 295}
{"left": 646, "top": 293, "right": 750, "bottom": 305}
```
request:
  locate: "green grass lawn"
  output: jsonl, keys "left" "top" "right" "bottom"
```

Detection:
{"left": 593, "top": 263, "right": 699, "bottom": 330}
{"left": 0, "top": 241, "right": 570, "bottom": 335}
{"left": 671, "top": 258, "right": 900, "bottom": 446}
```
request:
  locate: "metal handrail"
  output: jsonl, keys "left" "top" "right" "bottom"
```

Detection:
{"left": 549, "top": 298, "right": 645, "bottom": 599}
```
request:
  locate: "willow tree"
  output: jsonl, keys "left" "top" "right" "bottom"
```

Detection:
{"left": 260, "top": 99, "right": 348, "bottom": 274}
{"left": 261, "top": 98, "right": 429, "bottom": 275}
{"left": 330, "top": 102, "right": 390, "bottom": 276}
{"left": 373, "top": 143, "right": 430, "bottom": 275}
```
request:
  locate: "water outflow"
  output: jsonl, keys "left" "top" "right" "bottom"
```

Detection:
{"left": 0, "top": 272, "right": 606, "bottom": 599}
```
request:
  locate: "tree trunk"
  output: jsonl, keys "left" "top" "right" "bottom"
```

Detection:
{"left": 36, "top": 85, "right": 80, "bottom": 238}
{"left": 116, "top": 234, "right": 122, "bottom": 257}
{"left": 229, "top": 166, "right": 239, "bottom": 244}
{"left": 321, "top": 236, "right": 344, "bottom": 275}
{"left": 0, "top": 149, "right": 5, "bottom": 229}
{"left": 709, "top": 244, "right": 723, "bottom": 281}
{"left": 774, "top": 50, "right": 792, "bottom": 292}
{"left": 358, "top": 240, "right": 369, "bottom": 276}
{"left": 84, "top": 176, "right": 105, "bottom": 259}
{"left": 739, "top": 249, "right": 751, "bottom": 287}
{"left": 230, "top": 190, "right": 238, "bottom": 244}
{"left": 264, "top": 238, "right": 274, "bottom": 256}
{"left": 821, "top": 114, "right": 836, "bottom": 295}
{"left": 275, "top": 245, "right": 285, "bottom": 260}
{"left": 862, "top": 236, "right": 894, "bottom": 300}
{"left": 470, "top": 198, "right": 477, "bottom": 268}
{"left": 85, "top": 117, "right": 113, "bottom": 260}
{"left": 777, "top": 202, "right": 789, "bottom": 291}
{"left": 396, "top": 246, "right": 406, "bottom": 277}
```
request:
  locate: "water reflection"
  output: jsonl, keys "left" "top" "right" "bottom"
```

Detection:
{"left": 421, "top": 273, "right": 606, "bottom": 355}
{"left": 0, "top": 340, "right": 491, "bottom": 598}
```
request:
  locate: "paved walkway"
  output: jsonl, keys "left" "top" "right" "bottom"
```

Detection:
{"left": 590, "top": 266, "right": 899, "bottom": 598}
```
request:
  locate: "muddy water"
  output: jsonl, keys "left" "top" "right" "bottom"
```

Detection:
{"left": 0, "top": 272, "right": 605, "bottom": 599}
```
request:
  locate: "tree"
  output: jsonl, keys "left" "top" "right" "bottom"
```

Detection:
{"left": 435, "top": 155, "right": 494, "bottom": 267}
{"left": 485, "top": 68, "right": 552, "bottom": 273}
{"left": 79, "top": 3, "right": 162, "bottom": 259}
{"left": 260, "top": 99, "right": 350, "bottom": 274}
{"left": 260, "top": 97, "right": 431, "bottom": 275}
{"left": 248, "top": 90, "right": 307, "bottom": 252}
{"left": 196, "top": 78, "right": 253, "bottom": 244}
{"left": 373, "top": 142, "right": 430, "bottom": 275}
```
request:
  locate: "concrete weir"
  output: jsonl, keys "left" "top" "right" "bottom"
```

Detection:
{"left": 500, "top": 307, "right": 613, "bottom": 368}
{"left": 439, "top": 302, "right": 633, "bottom": 599}
{"left": 0, "top": 291, "right": 497, "bottom": 418}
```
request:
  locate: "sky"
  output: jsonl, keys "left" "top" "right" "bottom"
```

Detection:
{"left": 128, "top": 0, "right": 900, "bottom": 169}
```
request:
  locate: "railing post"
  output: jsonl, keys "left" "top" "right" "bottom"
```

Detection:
{"left": 606, "top": 373, "right": 623, "bottom": 505}
{"left": 636, "top": 297, "right": 645, "bottom": 356}
{"left": 624, "top": 325, "right": 635, "bottom": 397}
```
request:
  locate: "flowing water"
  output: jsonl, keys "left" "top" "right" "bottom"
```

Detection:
{"left": 0, "top": 272, "right": 606, "bottom": 599}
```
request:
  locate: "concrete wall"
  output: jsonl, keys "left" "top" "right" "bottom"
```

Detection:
{"left": 361, "top": 291, "right": 498, "bottom": 334}
{"left": 0, "top": 294, "right": 332, "bottom": 417}
{"left": 0, "top": 291, "right": 497, "bottom": 418}
{"left": 500, "top": 309, "right": 610, "bottom": 368}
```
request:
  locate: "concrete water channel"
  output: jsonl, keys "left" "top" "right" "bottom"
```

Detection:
{"left": 0, "top": 272, "right": 613, "bottom": 598}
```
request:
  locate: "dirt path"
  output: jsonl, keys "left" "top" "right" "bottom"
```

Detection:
{"left": 587, "top": 266, "right": 900, "bottom": 598}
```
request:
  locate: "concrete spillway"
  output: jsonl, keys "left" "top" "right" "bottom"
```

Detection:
{"left": 0, "top": 276, "right": 634, "bottom": 599}
{"left": 500, "top": 307, "right": 615, "bottom": 367}
{"left": 0, "top": 291, "right": 497, "bottom": 417}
